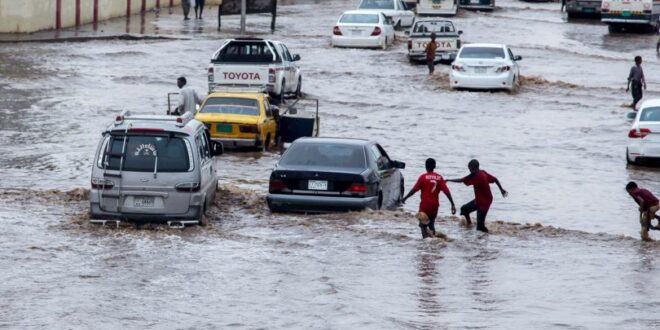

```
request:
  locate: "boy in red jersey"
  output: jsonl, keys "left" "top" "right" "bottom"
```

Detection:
{"left": 447, "top": 159, "right": 507, "bottom": 233}
{"left": 626, "top": 181, "right": 660, "bottom": 241}
{"left": 402, "top": 158, "right": 456, "bottom": 238}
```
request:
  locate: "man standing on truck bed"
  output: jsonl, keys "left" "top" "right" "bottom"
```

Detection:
{"left": 426, "top": 32, "right": 438, "bottom": 75}
{"left": 174, "top": 77, "right": 202, "bottom": 115}
{"left": 626, "top": 56, "right": 646, "bottom": 109}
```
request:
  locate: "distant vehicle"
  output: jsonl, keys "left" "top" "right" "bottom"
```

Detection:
{"left": 89, "top": 111, "right": 223, "bottom": 228}
{"left": 195, "top": 91, "right": 278, "bottom": 150}
{"left": 416, "top": 0, "right": 459, "bottom": 16}
{"left": 458, "top": 0, "right": 495, "bottom": 11}
{"left": 406, "top": 19, "right": 462, "bottom": 63}
{"left": 627, "top": 99, "right": 660, "bottom": 165}
{"left": 332, "top": 10, "right": 396, "bottom": 50}
{"left": 208, "top": 38, "right": 302, "bottom": 104}
{"left": 566, "top": 0, "right": 602, "bottom": 18}
{"left": 602, "top": 0, "right": 660, "bottom": 32}
{"left": 450, "top": 43, "right": 522, "bottom": 92}
{"left": 357, "top": 0, "right": 416, "bottom": 29}
{"left": 267, "top": 137, "right": 406, "bottom": 213}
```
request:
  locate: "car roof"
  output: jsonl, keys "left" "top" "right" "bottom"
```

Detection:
{"left": 206, "top": 91, "right": 267, "bottom": 99}
{"left": 342, "top": 9, "right": 384, "bottom": 15}
{"left": 294, "top": 137, "right": 373, "bottom": 146}
{"left": 639, "top": 99, "right": 660, "bottom": 109}
{"left": 107, "top": 112, "right": 204, "bottom": 135}
{"left": 462, "top": 43, "right": 507, "bottom": 49}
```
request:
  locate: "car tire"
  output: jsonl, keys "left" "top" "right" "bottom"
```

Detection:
{"left": 263, "top": 134, "right": 271, "bottom": 152}
{"left": 377, "top": 192, "right": 383, "bottom": 210}
{"left": 398, "top": 179, "right": 405, "bottom": 204}
{"left": 295, "top": 77, "right": 302, "bottom": 98}
{"left": 197, "top": 203, "right": 208, "bottom": 227}
{"left": 627, "top": 148, "right": 636, "bottom": 165}
{"left": 381, "top": 38, "right": 387, "bottom": 50}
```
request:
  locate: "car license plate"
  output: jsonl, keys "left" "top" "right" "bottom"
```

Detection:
{"left": 475, "top": 67, "right": 487, "bottom": 74}
{"left": 352, "top": 30, "right": 362, "bottom": 36}
{"left": 622, "top": 10, "right": 631, "bottom": 17}
{"left": 470, "top": 0, "right": 480, "bottom": 4}
{"left": 216, "top": 124, "right": 232, "bottom": 133}
{"left": 583, "top": 7, "right": 594, "bottom": 13}
{"left": 133, "top": 196, "right": 154, "bottom": 208}
{"left": 308, "top": 180, "right": 328, "bottom": 191}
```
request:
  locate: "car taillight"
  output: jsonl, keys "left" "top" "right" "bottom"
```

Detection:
{"left": 239, "top": 125, "right": 258, "bottom": 133}
{"left": 333, "top": 26, "right": 342, "bottom": 36}
{"left": 496, "top": 65, "right": 511, "bottom": 73}
{"left": 629, "top": 128, "right": 652, "bottom": 139}
{"left": 91, "top": 178, "right": 114, "bottom": 190}
{"left": 452, "top": 64, "right": 465, "bottom": 72}
{"left": 207, "top": 66, "right": 214, "bottom": 82}
{"left": 268, "top": 68, "right": 276, "bottom": 83}
{"left": 371, "top": 26, "right": 381, "bottom": 36}
{"left": 407, "top": 40, "right": 412, "bottom": 50}
{"left": 345, "top": 183, "right": 367, "bottom": 194}
{"left": 269, "top": 180, "right": 287, "bottom": 193}
{"left": 175, "top": 182, "right": 200, "bottom": 192}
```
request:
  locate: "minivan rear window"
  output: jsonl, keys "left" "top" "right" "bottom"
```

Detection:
{"left": 214, "top": 41, "right": 281, "bottom": 63}
{"left": 340, "top": 14, "right": 380, "bottom": 24}
{"left": 460, "top": 47, "right": 506, "bottom": 59}
{"left": 359, "top": 0, "right": 395, "bottom": 10}
{"left": 641, "top": 107, "right": 660, "bottom": 121}
{"left": 104, "top": 135, "right": 191, "bottom": 172}
{"left": 200, "top": 97, "right": 260, "bottom": 116}
{"left": 280, "top": 143, "right": 367, "bottom": 169}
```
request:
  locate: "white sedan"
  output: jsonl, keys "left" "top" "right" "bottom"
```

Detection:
{"left": 449, "top": 43, "right": 522, "bottom": 92}
{"left": 357, "top": 0, "right": 415, "bottom": 29}
{"left": 627, "top": 99, "right": 660, "bottom": 165}
{"left": 332, "top": 10, "right": 396, "bottom": 50}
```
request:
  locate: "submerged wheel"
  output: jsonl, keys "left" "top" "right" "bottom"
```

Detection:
{"left": 197, "top": 202, "right": 208, "bottom": 227}
{"left": 381, "top": 38, "right": 387, "bottom": 50}
{"left": 377, "top": 192, "right": 383, "bottom": 210}
{"left": 398, "top": 179, "right": 405, "bottom": 204}
{"left": 263, "top": 134, "right": 272, "bottom": 152}
{"left": 295, "top": 77, "right": 302, "bottom": 98}
{"left": 278, "top": 80, "right": 286, "bottom": 104}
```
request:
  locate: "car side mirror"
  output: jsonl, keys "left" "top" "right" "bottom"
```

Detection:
{"left": 293, "top": 54, "right": 301, "bottom": 61}
{"left": 627, "top": 112, "right": 637, "bottom": 122}
{"left": 391, "top": 160, "right": 406, "bottom": 169}
{"left": 404, "top": 30, "right": 410, "bottom": 36}
{"left": 458, "top": 30, "right": 463, "bottom": 35}
{"left": 211, "top": 141, "right": 224, "bottom": 156}
{"left": 514, "top": 55, "right": 522, "bottom": 61}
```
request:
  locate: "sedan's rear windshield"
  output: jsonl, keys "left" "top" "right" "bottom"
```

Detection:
{"left": 280, "top": 143, "right": 367, "bottom": 169}
{"left": 104, "top": 135, "right": 191, "bottom": 172}
{"left": 214, "top": 41, "right": 281, "bottom": 63}
{"left": 340, "top": 14, "right": 380, "bottom": 24}
{"left": 641, "top": 107, "right": 660, "bottom": 121}
{"left": 359, "top": 0, "right": 395, "bottom": 9}
{"left": 413, "top": 21, "right": 455, "bottom": 33}
{"left": 200, "top": 97, "right": 260, "bottom": 116}
{"left": 460, "top": 47, "right": 506, "bottom": 59}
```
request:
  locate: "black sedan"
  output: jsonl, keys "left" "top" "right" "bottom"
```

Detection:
{"left": 266, "top": 137, "right": 405, "bottom": 213}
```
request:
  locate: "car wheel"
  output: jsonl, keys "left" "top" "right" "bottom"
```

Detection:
{"left": 381, "top": 38, "right": 387, "bottom": 50}
{"left": 197, "top": 203, "right": 208, "bottom": 227}
{"left": 295, "top": 77, "right": 302, "bottom": 98}
{"left": 627, "top": 148, "right": 636, "bottom": 165}
{"left": 398, "top": 179, "right": 405, "bottom": 204}
{"left": 377, "top": 192, "right": 383, "bottom": 210}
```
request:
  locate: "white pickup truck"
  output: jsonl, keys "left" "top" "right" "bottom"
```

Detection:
{"left": 406, "top": 19, "right": 462, "bottom": 63}
{"left": 208, "top": 38, "right": 302, "bottom": 103}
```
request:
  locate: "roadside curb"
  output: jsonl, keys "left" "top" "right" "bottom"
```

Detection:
{"left": 0, "top": 34, "right": 188, "bottom": 44}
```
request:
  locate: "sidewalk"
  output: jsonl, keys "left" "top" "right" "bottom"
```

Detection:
{"left": 0, "top": 5, "right": 272, "bottom": 43}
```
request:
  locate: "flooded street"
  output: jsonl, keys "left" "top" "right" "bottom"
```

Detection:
{"left": 2, "top": 0, "right": 660, "bottom": 328}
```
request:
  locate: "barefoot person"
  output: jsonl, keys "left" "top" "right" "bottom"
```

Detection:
{"left": 447, "top": 159, "right": 507, "bottom": 233}
{"left": 626, "top": 181, "right": 660, "bottom": 241}
{"left": 402, "top": 158, "right": 456, "bottom": 238}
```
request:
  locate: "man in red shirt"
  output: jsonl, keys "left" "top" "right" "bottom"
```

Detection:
{"left": 447, "top": 159, "right": 507, "bottom": 233}
{"left": 402, "top": 158, "right": 456, "bottom": 238}
{"left": 626, "top": 181, "right": 660, "bottom": 241}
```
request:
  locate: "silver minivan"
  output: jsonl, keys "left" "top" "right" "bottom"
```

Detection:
{"left": 89, "top": 111, "right": 223, "bottom": 227}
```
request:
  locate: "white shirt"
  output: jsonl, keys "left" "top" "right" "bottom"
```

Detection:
{"left": 178, "top": 86, "right": 202, "bottom": 115}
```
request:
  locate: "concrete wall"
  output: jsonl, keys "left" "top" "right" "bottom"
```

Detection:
{"left": 0, "top": 0, "right": 228, "bottom": 33}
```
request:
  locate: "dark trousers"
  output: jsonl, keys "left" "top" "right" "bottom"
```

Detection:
{"left": 427, "top": 58, "right": 435, "bottom": 74}
{"left": 195, "top": 0, "right": 205, "bottom": 17}
{"left": 182, "top": 2, "right": 191, "bottom": 18}
{"left": 460, "top": 200, "right": 489, "bottom": 232}
{"left": 419, "top": 213, "right": 437, "bottom": 238}
{"left": 632, "top": 81, "right": 643, "bottom": 108}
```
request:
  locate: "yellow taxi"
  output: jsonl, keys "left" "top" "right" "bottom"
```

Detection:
{"left": 195, "top": 91, "right": 278, "bottom": 150}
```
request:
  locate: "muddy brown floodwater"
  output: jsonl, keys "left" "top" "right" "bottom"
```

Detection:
{"left": 1, "top": 0, "right": 660, "bottom": 328}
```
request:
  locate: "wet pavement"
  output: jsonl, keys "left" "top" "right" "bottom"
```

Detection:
{"left": 2, "top": 0, "right": 660, "bottom": 328}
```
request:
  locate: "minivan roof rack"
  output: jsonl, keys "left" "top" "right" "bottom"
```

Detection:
{"left": 114, "top": 110, "right": 194, "bottom": 128}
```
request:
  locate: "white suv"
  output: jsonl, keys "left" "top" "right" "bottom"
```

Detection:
{"left": 627, "top": 99, "right": 660, "bottom": 165}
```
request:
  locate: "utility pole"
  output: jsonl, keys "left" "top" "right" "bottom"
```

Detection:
{"left": 240, "top": 0, "right": 246, "bottom": 34}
